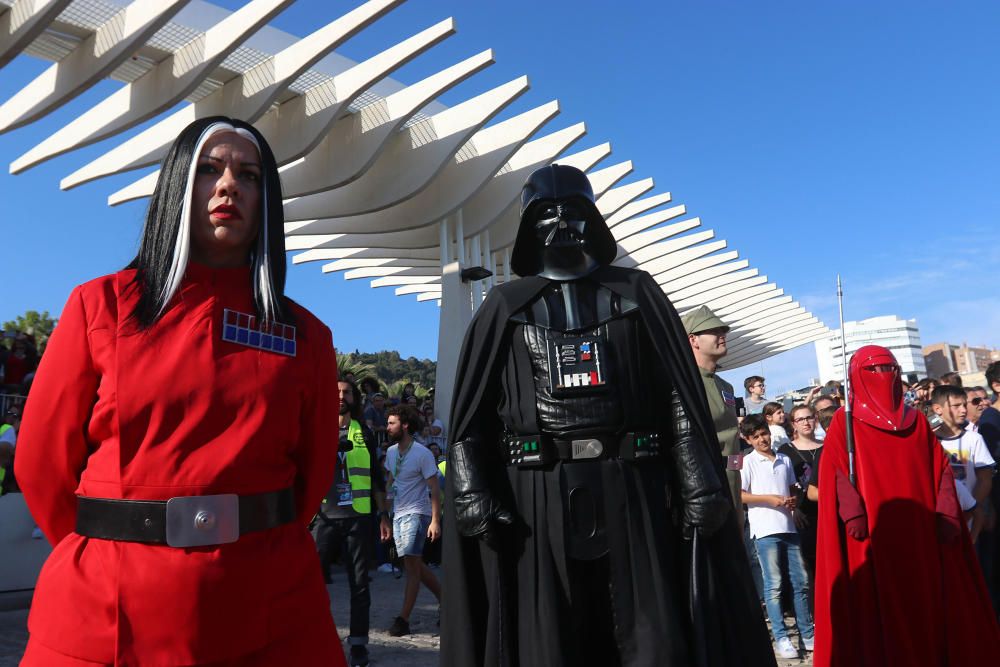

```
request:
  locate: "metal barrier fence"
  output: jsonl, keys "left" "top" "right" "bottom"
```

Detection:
{"left": 1, "top": 393, "right": 26, "bottom": 415}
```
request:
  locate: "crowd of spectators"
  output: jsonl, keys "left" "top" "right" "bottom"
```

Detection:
{"left": 735, "top": 361, "right": 1000, "bottom": 656}
{"left": 0, "top": 332, "right": 40, "bottom": 497}
{"left": 342, "top": 374, "right": 447, "bottom": 464}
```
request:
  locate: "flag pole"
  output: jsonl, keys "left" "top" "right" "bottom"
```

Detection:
{"left": 837, "top": 275, "right": 856, "bottom": 486}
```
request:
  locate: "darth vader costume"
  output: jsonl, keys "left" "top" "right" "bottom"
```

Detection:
{"left": 440, "top": 165, "right": 775, "bottom": 666}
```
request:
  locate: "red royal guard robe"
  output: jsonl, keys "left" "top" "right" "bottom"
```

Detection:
{"left": 15, "top": 263, "right": 346, "bottom": 666}
{"left": 814, "top": 409, "right": 1000, "bottom": 667}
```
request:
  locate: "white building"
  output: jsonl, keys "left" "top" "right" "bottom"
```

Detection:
{"left": 815, "top": 315, "right": 926, "bottom": 383}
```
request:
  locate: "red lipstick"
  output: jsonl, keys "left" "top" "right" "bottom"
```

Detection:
{"left": 210, "top": 203, "right": 241, "bottom": 221}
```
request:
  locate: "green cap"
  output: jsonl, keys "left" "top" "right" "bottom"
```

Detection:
{"left": 680, "top": 305, "right": 730, "bottom": 335}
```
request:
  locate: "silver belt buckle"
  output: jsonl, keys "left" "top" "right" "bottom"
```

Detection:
{"left": 571, "top": 438, "right": 604, "bottom": 460}
{"left": 165, "top": 494, "right": 240, "bottom": 547}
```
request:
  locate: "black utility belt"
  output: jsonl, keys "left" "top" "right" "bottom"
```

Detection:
{"left": 76, "top": 487, "right": 296, "bottom": 548}
{"left": 507, "top": 431, "right": 662, "bottom": 468}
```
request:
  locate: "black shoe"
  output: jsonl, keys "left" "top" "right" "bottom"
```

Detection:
{"left": 388, "top": 616, "right": 410, "bottom": 637}
{"left": 349, "top": 645, "right": 369, "bottom": 666}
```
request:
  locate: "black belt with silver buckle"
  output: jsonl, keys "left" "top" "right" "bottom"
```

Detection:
{"left": 76, "top": 487, "right": 296, "bottom": 547}
{"left": 507, "top": 431, "right": 662, "bottom": 468}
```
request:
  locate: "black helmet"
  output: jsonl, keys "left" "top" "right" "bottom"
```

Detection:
{"left": 510, "top": 164, "right": 617, "bottom": 278}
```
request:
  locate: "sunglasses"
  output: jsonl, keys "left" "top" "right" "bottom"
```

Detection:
{"left": 970, "top": 397, "right": 989, "bottom": 406}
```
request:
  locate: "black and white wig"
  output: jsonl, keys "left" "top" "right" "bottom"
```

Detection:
{"left": 128, "top": 116, "right": 289, "bottom": 328}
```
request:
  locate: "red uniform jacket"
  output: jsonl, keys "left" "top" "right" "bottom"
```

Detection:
{"left": 15, "top": 264, "right": 344, "bottom": 666}
{"left": 814, "top": 410, "right": 1000, "bottom": 666}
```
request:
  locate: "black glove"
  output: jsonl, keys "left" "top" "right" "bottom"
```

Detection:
{"left": 450, "top": 437, "right": 515, "bottom": 550}
{"left": 338, "top": 434, "right": 354, "bottom": 453}
{"left": 669, "top": 390, "right": 730, "bottom": 538}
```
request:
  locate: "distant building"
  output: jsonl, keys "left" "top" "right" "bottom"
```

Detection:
{"left": 815, "top": 315, "right": 925, "bottom": 383}
{"left": 923, "top": 342, "right": 1000, "bottom": 377}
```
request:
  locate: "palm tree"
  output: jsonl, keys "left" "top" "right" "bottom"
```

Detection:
{"left": 335, "top": 352, "right": 377, "bottom": 384}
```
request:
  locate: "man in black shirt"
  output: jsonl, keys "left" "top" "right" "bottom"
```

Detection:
{"left": 315, "top": 379, "right": 390, "bottom": 667}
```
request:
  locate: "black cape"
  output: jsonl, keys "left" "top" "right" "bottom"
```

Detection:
{"left": 441, "top": 265, "right": 775, "bottom": 667}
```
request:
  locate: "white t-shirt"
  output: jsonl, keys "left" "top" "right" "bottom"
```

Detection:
{"left": 740, "top": 449, "right": 798, "bottom": 539}
{"left": 939, "top": 429, "right": 996, "bottom": 497}
{"left": 768, "top": 424, "right": 790, "bottom": 448}
{"left": 955, "top": 479, "right": 976, "bottom": 530}
{"left": 385, "top": 440, "right": 438, "bottom": 518}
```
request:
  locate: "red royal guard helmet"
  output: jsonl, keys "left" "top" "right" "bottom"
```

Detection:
{"left": 848, "top": 345, "right": 916, "bottom": 432}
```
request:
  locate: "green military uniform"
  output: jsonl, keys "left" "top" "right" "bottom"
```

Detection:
{"left": 681, "top": 305, "right": 744, "bottom": 531}
{"left": 698, "top": 367, "right": 742, "bottom": 520}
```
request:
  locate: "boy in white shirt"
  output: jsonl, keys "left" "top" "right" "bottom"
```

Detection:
{"left": 932, "top": 386, "right": 995, "bottom": 507}
{"left": 739, "top": 414, "right": 814, "bottom": 659}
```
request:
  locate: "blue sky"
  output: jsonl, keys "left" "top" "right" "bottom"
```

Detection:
{"left": 3, "top": 0, "right": 999, "bottom": 396}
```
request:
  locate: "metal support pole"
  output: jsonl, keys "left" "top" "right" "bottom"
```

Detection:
{"left": 470, "top": 234, "right": 483, "bottom": 309}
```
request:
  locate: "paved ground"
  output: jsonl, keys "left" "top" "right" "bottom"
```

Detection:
{"left": 0, "top": 567, "right": 810, "bottom": 665}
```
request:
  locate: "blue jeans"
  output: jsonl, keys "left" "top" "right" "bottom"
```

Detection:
{"left": 393, "top": 512, "right": 430, "bottom": 557}
{"left": 755, "top": 533, "right": 813, "bottom": 642}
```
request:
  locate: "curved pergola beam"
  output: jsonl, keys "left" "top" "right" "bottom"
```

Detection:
{"left": 271, "top": 49, "right": 494, "bottom": 198}
{"left": 728, "top": 315, "right": 818, "bottom": 353}
{"left": 321, "top": 257, "right": 438, "bottom": 272}
{"left": 282, "top": 80, "right": 537, "bottom": 221}
{"left": 666, "top": 268, "right": 759, "bottom": 303}
{"left": 643, "top": 239, "right": 727, "bottom": 275}
{"left": 726, "top": 299, "right": 800, "bottom": 330}
{"left": 369, "top": 275, "right": 440, "bottom": 288}
{"left": 67, "top": 0, "right": 408, "bottom": 190}
{"left": 344, "top": 265, "right": 440, "bottom": 279}
{"left": 619, "top": 225, "right": 711, "bottom": 258}
{"left": 396, "top": 284, "right": 442, "bottom": 296}
{"left": 606, "top": 192, "right": 673, "bottom": 227}
{"left": 597, "top": 177, "right": 653, "bottom": 219}
{"left": 718, "top": 295, "right": 794, "bottom": 324}
{"left": 286, "top": 109, "right": 571, "bottom": 237}
{"left": 727, "top": 312, "right": 814, "bottom": 348}
{"left": 714, "top": 286, "right": 784, "bottom": 317}
{"left": 292, "top": 246, "right": 442, "bottom": 264}
{"left": 671, "top": 276, "right": 769, "bottom": 311}
{"left": 587, "top": 161, "right": 632, "bottom": 198}
{"left": 610, "top": 204, "right": 687, "bottom": 242}
{"left": 0, "top": 0, "right": 71, "bottom": 69}
{"left": 658, "top": 257, "right": 748, "bottom": 292}
{"left": 0, "top": 0, "right": 189, "bottom": 133}
{"left": 10, "top": 0, "right": 298, "bottom": 173}
{"left": 654, "top": 250, "right": 739, "bottom": 285}
{"left": 725, "top": 326, "right": 829, "bottom": 368}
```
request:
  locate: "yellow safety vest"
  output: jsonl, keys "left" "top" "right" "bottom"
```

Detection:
{"left": 345, "top": 420, "right": 372, "bottom": 514}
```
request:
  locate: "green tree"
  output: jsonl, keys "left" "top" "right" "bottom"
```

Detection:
{"left": 3, "top": 310, "right": 57, "bottom": 352}
{"left": 335, "top": 352, "right": 377, "bottom": 382}
{"left": 346, "top": 350, "right": 436, "bottom": 392}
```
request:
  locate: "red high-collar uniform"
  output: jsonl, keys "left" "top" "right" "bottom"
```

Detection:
{"left": 814, "top": 409, "right": 1000, "bottom": 666}
{"left": 15, "top": 263, "right": 345, "bottom": 666}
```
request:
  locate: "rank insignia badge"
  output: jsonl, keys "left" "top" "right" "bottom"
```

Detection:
{"left": 222, "top": 309, "right": 296, "bottom": 356}
{"left": 547, "top": 335, "right": 607, "bottom": 394}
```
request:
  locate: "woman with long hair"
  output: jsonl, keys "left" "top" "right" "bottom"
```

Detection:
{"left": 15, "top": 117, "right": 345, "bottom": 666}
{"left": 779, "top": 404, "right": 824, "bottom": 580}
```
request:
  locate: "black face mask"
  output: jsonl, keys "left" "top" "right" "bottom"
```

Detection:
{"left": 532, "top": 202, "right": 599, "bottom": 280}
{"left": 510, "top": 164, "right": 617, "bottom": 279}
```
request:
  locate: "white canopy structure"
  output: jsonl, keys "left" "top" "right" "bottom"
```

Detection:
{"left": 1, "top": 0, "right": 829, "bottom": 422}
